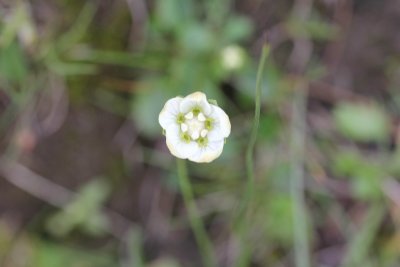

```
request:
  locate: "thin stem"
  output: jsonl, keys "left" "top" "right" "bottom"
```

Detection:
{"left": 340, "top": 203, "right": 385, "bottom": 267}
{"left": 290, "top": 80, "right": 310, "bottom": 267}
{"left": 245, "top": 44, "right": 270, "bottom": 207}
{"left": 234, "top": 44, "right": 270, "bottom": 267}
{"left": 176, "top": 159, "right": 217, "bottom": 267}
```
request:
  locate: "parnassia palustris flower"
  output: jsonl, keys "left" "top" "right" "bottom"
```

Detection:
{"left": 159, "top": 92, "right": 231, "bottom": 163}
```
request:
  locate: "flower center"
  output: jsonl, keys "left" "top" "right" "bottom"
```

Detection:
{"left": 186, "top": 118, "right": 204, "bottom": 139}
{"left": 180, "top": 111, "right": 210, "bottom": 141}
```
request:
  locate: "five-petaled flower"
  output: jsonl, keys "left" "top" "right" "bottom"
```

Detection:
{"left": 159, "top": 92, "right": 231, "bottom": 163}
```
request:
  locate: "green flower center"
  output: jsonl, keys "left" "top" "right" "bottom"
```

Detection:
{"left": 177, "top": 107, "right": 213, "bottom": 145}
{"left": 197, "top": 137, "right": 208, "bottom": 147}
{"left": 192, "top": 107, "right": 201, "bottom": 116}
{"left": 176, "top": 113, "right": 185, "bottom": 124}
{"left": 180, "top": 132, "right": 191, "bottom": 143}
{"left": 205, "top": 118, "right": 214, "bottom": 130}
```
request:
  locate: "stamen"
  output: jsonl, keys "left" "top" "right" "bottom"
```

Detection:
{"left": 197, "top": 137, "right": 208, "bottom": 147}
{"left": 176, "top": 113, "right": 185, "bottom": 124}
{"left": 200, "top": 129, "right": 208, "bottom": 137}
{"left": 205, "top": 118, "right": 213, "bottom": 130}
{"left": 198, "top": 112, "right": 206, "bottom": 122}
{"left": 185, "top": 112, "right": 194, "bottom": 119}
{"left": 180, "top": 132, "right": 191, "bottom": 143}
{"left": 192, "top": 107, "right": 201, "bottom": 116}
{"left": 181, "top": 123, "right": 188, "bottom": 132}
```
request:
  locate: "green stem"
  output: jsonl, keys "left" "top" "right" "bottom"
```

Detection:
{"left": 290, "top": 80, "right": 310, "bottom": 267}
{"left": 340, "top": 203, "right": 385, "bottom": 267}
{"left": 176, "top": 159, "right": 217, "bottom": 267}
{"left": 245, "top": 45, "right": 270, "bottom": 209}
{"left": 235, "top": 44, "right": 270, "bottom": 267}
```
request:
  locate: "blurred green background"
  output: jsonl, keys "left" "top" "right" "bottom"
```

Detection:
{"left": 1, "top": 0, "right": 400, "bottom": 266}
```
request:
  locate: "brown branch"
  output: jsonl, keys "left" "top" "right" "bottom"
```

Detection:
{"left": 0, "top": 158, "right": 133, "bottom": 240}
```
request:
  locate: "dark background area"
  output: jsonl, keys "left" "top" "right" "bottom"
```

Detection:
{"left": 1, "top": 0, "right": 400, "bottom": 266}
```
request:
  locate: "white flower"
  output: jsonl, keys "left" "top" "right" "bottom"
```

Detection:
{"left": 220, "top": 45, "right": 245, "bottom": 71}
{"left": 159, "top": 92, "right": 231, "bottom": 163}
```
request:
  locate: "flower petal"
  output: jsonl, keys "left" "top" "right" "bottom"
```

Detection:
{"left": 207, "top": 105, "right": 231, "bottom": 141}
{"left": 165, "top": 124, "right": 198, "bottom": 159}
{"left": 188, "top": 139, "right": 224, "bottom": 163}
{"left": 158, "top": 97, "right": 182, "bottom": 129}
{"left": 179, "top": 91, "right": 212, "bottom": 115}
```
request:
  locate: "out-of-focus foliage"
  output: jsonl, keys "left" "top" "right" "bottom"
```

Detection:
{"left": 332, "top": 150, "right": 385, "bottom": 200}
{"left": 46, "top": 179, "right": 110, "bottom": 237}
{"left": 334, "top": 102, "right": 390, "bottom": 142}
{"left": 130, "top": 0, "right": 253, "bottom": 137}
{"left": 1, "top": 0, "right": 400, "bottom": 266}
{"left": 0, "top": 42, "right": 28, "bottom": 84}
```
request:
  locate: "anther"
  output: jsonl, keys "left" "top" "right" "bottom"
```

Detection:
{"left": 198, "top": 112, "right": 206, "bottom": 122}
{"left": 181, "top": 123, "right": 188, "bottom": 132}
{"left": 185, "top": 112, "right": 194, "bottom": 119}
{"left": 191, "top": 131, "right": 200, "bottom": 140}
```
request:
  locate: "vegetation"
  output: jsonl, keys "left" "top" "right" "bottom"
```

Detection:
{"left": 1, "top": 0, "right": 400, "bottom": 266}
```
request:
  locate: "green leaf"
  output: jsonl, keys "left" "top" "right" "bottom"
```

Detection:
{"left": 334, "top": 102, "right": 390, "bottom": 142}
{"left": 259, "top": 112, "right": 282, "bottom": 141}
{"left": 353, "top": 165, "right": 383, "bottom": 200}
{"left": 124, "top": 228, "right": 145, "bottom": 267}
{"left": 263, "top": 194, "right": 294, "bottom": 244}
{"left": 0, "top": 222, "right": 13, "bottom": 259}
{"left": 287, "top": 17, "right": 338, "bottom": 41}
{"left": 332, "top": 150, "right": 384, "bottom": 200}
{"left": 33, "top": 240, "right": 114, "bottom": 267}
{"left": 332, "top": 150, "right": 365, "bottom": 177}
{"left": 155, "top": 0, "right": 191, "bottom": 32}
{"left": 131, "top": 88, "right": 175, "bottom": 138}
{"left": 0, "top": 42, "right": 28, "bottom": 83}
{"left": 208, "top": 99, "right": 218, "bottom": 106}
{"left": 46, "top": 179, "right": 110, "bottom": 237}
{"left": 0, "top": 2, "right": 29, "bottom": 47}
{"left": 223, "top": 16, "right": 253, "bottom": 43}
{"left": 179, "top": 23, "right": 214, "bottom": 53}
{"left": 56, "top": 2, "right": 96, "bottom": 52}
